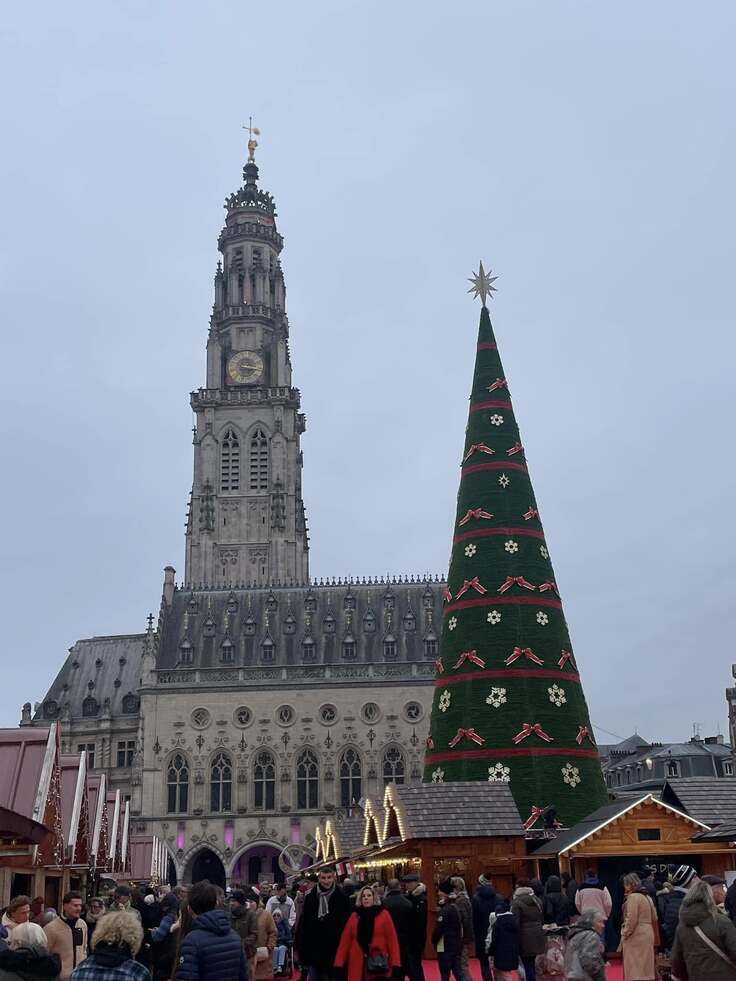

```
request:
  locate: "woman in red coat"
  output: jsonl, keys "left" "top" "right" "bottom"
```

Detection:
{"left": 335, "top": 886, "right": 401, "bottom": 981}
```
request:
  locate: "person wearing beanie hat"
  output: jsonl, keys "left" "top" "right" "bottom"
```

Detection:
{"left": 662, "top": 866, "right": 699, "bottom": 949}
{"left": 229, "top": 890, "right": 258, "bottom": 964}
{"left": 432, "top": 884, "right": 462, "bottom": 981}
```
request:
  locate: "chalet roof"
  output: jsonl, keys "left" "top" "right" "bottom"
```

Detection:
{"left": 694, "top": 823, "right": 736, "bottom": 842}
{"left": 662, "top": 778, "right": 736, "bottom": 827}
{"left": 0, "top": 727, "right": 53, "bottom": 822}
{"left": 532, "top": 793, "right": 709, "bottom": 856}
{"left": 331, "top": 813, "right": 366, "bottom": 857}
{"left": 383, "top": 781, "right": 525, "bottom": 840}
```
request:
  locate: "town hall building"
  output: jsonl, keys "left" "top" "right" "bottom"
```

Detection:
{"left": 23, "top": 144, "right": 444, "bottom": 887}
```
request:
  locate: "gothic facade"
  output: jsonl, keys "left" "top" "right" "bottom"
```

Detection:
{"left": 26, "top": 150, "right": 444, "bottom": 886}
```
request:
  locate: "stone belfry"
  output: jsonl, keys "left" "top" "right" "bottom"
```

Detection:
{"left": 185, "top": 132, "right": 309, "bottom": 587}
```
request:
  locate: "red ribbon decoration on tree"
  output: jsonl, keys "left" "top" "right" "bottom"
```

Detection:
{"left": 463, "top": 442, "right": 495, "bottom": 462}
{"left": 505, "top": 646, "right": 544, "bottom": 666}
{"left": 523, "top": 507, "right": 539, "bottom": 520}
{"left": 449, "top": 727, "right": 486, "bottom": 748}
{"left": 498, "top": 576, "right": 536, "bottom": 594}
{"left": 487, "top": 378, "right": 508, "bottom": 392}
{"left": 507, "top": 442, "right": 525, "bottom": 457}
{"left": 455, "top": 577, "right": 488, "bottom": 599}
{"left": 443, "top": 587, "right": 453, "bottom": 604}
{"left": 458, "top": 507, "right": 494, "bottom": 526}
{"left": 523, "top": 806, "right": 545, "bottom": 831}
{"left": 558, "top": 650, "right": 575, "bottom": 669}
{"left": 513, "top": 722, "right": 554, "bottom": 745}
{"left": 576, "top": 725, "right": 594, "bottom": 746}
{"left": 539, "top": 581, "right": 559, "bottom": 596}
{"left": 426, "top": 735, "right": 434, "bottom": 750}
{"left": 453, "top": 650, "right": 486, "bottom": 669}
{"left": 435, "top": 659, "right": 445, "bottom": 675}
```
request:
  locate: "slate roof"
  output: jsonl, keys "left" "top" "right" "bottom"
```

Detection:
{"left": 34, "top": 634, "right": 145, "bottom": 723}
{"left": 157, "top": 580, "right": 443, "bottom": 670}
{"left": 694, "top": 823, "right": 736, "bottom": 842}
{"left": 332, "top": 813, "right": 367, "bottom": 857}
{"left": 388, "top": 781, "right": 525, "bottom": 839}
{"left": 662, "top": 778, "right": 736, "bottom": 827}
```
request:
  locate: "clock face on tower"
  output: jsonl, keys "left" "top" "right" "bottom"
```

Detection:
{"left": 226, "top": 350, "right": 264, "bottom": 385}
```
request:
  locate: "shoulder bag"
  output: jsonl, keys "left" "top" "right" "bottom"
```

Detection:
{"left": 693, "top": 925, "right": 736, "bottom": 973}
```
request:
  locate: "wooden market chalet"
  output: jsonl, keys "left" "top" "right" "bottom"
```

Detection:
{"left": 0, "top": 724, "right": 166, "bottom": 907}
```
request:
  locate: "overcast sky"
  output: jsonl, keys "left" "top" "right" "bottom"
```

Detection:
{"left": 1, "top": 1, "right": 735, "bottom": 743}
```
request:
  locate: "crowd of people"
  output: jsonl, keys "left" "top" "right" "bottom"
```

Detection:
{"left": 1, "top": 863, "right": 735, "bottom": 981}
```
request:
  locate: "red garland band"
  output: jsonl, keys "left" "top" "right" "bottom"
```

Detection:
{"left": 434, "top": 667, "right": 581, "bottom": 688}
{"left": 425, "top": 745, "right": 601, "bottom": 765}
{"left": 469, "top": 400, "right": 513, "bottom": 413}
{"left": 477, "top": 342, "right": 497, "bottom": 351}
{"left": 462, "top": 460, "right": 529, "bottom": 477}
{"left": 444, "top": 594, "right": 562, "bottom": 615}
{"left": 453, "top": 526, "right": 546, "bottom": 546}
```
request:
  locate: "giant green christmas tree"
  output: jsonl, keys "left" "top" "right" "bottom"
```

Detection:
{"left": 423, "top": 264, "right": 608, "bottom": 828}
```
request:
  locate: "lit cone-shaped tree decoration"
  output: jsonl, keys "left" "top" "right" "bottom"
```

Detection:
{"left": 423, "top": 265, "right": 608, "bottom": 828}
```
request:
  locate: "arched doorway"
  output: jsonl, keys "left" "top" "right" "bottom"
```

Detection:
{"left": 190, "top": 848, "right": 226, "bottom": 888}
{"left": 231, "top": 843, "right": 283, "bottom": 886}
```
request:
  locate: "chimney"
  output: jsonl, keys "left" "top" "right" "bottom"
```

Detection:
{"left": 163, "top": 566, "right": 176, "bottom": 606}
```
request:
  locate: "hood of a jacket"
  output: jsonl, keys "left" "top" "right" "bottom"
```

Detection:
{"left": 545, "top": 876, "right": 562, "bottom": 895}
{"left": 580, "top": 879, "right": 603, "bottom": 890}
{"left": 679, "top": 899, "right": 716, "bottom": 928}
{"left": 0, "top": 948, "right": 62, "bottom": 981}
{"left": 476, "top": 885, "right": 496, "bottom": 902}
{"left": 513, "top": 889, "right": 539, "bottom": 908}
{"left": 193, "top": 908, "right": 232, "bottom": 937}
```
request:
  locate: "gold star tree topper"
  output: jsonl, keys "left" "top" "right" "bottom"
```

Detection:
{"left": 467, "top": 261, "right": 498, "bottom": 307}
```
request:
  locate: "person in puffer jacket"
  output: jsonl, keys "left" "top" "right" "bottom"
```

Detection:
{"left": 564, "top": 911, "right": 606, "bottom": 981}
{"left": 671, "top": 880, "right": 736, "bottom": 981}
{"left": 175, "top": 882, "right": 247, "bottom": 981}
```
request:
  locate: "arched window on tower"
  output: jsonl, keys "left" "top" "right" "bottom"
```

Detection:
{"left": 296, "top": 749, "right": 320, "bottom": 810}
{"left": 339, "top": 748, "right": 362, "bottom": 808}
{"left": 254, "top": 750, "right": 276, "bottom": 810}
{"left": 382, "top": 746, "right": 405, "bottom": 786}
{"left": 167, "top": 754, "right": 189, "bottom": 814}
{"left": 210, "top": 752, "right": 232, "bottom": 813}
{"left": 249, "top": 429, "right": 269, "bottom": 491}
{"left": 220, "top": 429, "right": 240, "bottom": 492}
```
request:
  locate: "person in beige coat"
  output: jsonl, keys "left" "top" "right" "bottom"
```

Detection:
{"left": 44, "top": 893, "right": 87, "bottom": 981}
{"left": 250, "top": 899, "right": 276, "bottom": 981}
{"left": 620, "top": 875, "right": 656, "bottom": 981}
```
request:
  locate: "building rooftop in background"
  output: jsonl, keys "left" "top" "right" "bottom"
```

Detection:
{"left": 600, "top": 732, "right": 733, "bottom": 793}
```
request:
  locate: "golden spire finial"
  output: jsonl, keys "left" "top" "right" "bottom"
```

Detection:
{"left": 242, "top": 116, "right": 261, "bottom": 162}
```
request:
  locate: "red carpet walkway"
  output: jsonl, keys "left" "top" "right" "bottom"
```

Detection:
{"left": 420, "top": 961, "right": 624, "bottom": 981}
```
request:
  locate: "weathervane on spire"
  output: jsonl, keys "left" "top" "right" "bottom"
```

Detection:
{"left": 242, "top": 116, "right": 261, "bottom": 161}
{"left": 467, "top": 261, "right": 498, "bottom": 307}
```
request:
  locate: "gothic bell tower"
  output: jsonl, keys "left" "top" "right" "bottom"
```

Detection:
{"left": 185, "top": 137, "right": 309, "bottom": 587}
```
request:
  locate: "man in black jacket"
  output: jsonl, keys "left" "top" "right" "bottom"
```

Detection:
{"left": 403, "top": 876, "right": 427, "bottom": 981}
{"left": 662, "top": 865, "right": 698, "bottom": 949}
{"left": 432, "top": 881, "right": 463, "bottom": 981}
{"left": 472, "top": 876, "right": 497, "bottom": 981}
{"left": 294, "top": 866, "right": 351, "bottom": 981}
{"left": 382, "top": 880, "right": 413, "bottom": 980}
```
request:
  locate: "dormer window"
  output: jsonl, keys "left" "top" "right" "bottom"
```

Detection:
{"left": 323, "top": 615, "right": 336, "bottom": 634}
{"left": 179, "top": 639, "right": 193, "bottom": 664}
{"left": 423, "top": 637, "right": 438, "bottom": 658}
{"left": 261, "top": 637, "right": 275, "bottom": 664}
{"left": 403, "top": 612, "right": 416, "bottom": 632}
{"left": 220, "top": 638, "right": 234, "bottom": 664}
{"left": 667, "top": 759, "right": 680, "bottom": 778}
{"left": 82, "top": 696, "right": 99, "bottom": 718}
{"left": 342, "top": 639, "right": 356, "bottom": 661}
{"left": 243, "top": 616, "right": 257, "bottom": 636}
{"left": 383, "top": 638, "right": 397, "bottom": 661}
{"left": 302, "top": 637, "right": 316, "bottom": 663}
{"left": 363, "top": 612, "right": 376, "bottom": 633}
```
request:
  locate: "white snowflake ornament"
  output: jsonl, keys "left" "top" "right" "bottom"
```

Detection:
{"left": 504, "top": 540, "right": 519, "bottom": 554}
{"left": 432, "top": 767, "right": 445, "bottom": 784}
{"left": 485, "top": 687, "right": 507, "bottom": 709}
{"left": 540, "top": 545, "right": 549, "bottom": 559}
{"left": 464, "top": 543, "right": 477, "bottom": 558}
{"left": 498, "top": 474, "right": 510, "bottom": 488}
{"left": 487, "top": 610, "right": 502, "bottom": 625}
{"left": 438, "top": 689, "right": 452, "bottom": 713}
{"left": 490, "top": 414, "right": 504, "bottom": 426}
{"left": 488, "top": 762, "right": 511, "bottom": 783}
{"left": 448, "top": 616, "right": 458, "bottom": 631}
{"left": 562, "top": 763, "right": 581, "bottom": 787}
{"left": 536, "top": 611, "right": 549, "bottom": 626}
{"left": 548, "top": 684, "right": 567, "bottom": 707}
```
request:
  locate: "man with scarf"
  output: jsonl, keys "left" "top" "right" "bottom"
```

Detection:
{"left": 294, "top": 867, "right": 351, "bottom": 981}
{"left": 44, "top": 892, "right": 88, "bottom": 981}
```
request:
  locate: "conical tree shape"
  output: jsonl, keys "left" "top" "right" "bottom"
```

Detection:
{"left": 423, "top": 303, "right": 608, "bottom": 828}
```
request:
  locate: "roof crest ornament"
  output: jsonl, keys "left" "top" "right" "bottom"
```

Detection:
{"left": 242, "top": 116, "right": 261, "bottom": 162}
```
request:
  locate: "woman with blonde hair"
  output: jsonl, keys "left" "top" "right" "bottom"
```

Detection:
{"left": 0, "top": 922, "right": 61, "bottom": 981}
{"left": 671, "top": 879, "right": 736, "bottom": 981}
{"left": 334, "top": 886, "right": 400, "bottom": 981}
{"left": 69, "top": 912, "right": 149, "bottom": 981}
{"left": 620, "top": 874, "right": 657, "bottom": 981}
